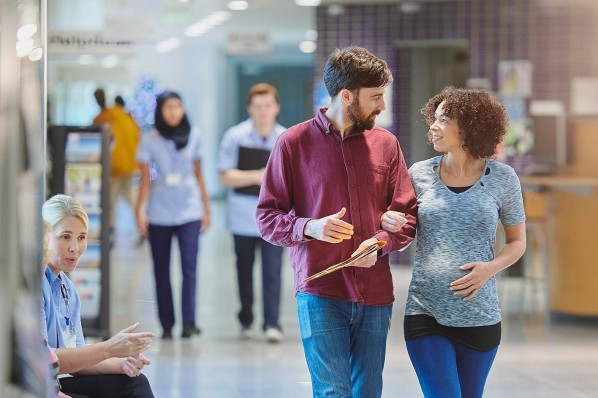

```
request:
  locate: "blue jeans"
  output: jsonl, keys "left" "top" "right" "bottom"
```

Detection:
{"left": 148, "top": 221, "right": 201, "bottom": 331}
{"left": 296, "top": 292, "right": 392, "bottom": 398}
{"left": 406, "top": 335, "right": 498, "bottom": 398}
{"left": 233, "top": 235, "right": 283, "bottom": 330}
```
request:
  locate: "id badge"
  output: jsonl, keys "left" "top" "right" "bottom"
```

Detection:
{"left": 165, "top": 173, "right": 182, "bottom": 186}
{"left": 62, "top": 329, "right": 77, "bottom": 348}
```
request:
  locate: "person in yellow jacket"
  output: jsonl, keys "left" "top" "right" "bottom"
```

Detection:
{"left": 93, "top": 89, "right": 141, "bottom": 234}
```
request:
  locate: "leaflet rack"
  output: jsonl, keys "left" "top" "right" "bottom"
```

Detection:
{"left": 47, "top": 125, "right": 112, "bottom": 339}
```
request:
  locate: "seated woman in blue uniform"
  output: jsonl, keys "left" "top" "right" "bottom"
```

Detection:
{"left": 41, "top": 194, "right": 156, "bottom": 398}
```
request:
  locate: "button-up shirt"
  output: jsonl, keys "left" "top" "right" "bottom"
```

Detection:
{"left": 256, "top": 108, "right": 417, "bottom": 305}
{"left": 218, "top": 118, "right": 285, "bottom": 236}
{"left": 42, "top": 267, "right": 85, "bottom": 348}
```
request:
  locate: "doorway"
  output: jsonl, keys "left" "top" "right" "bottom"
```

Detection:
{"left": 235, "top": 63, "right": 313, "bottom": 129}
{"left": 404, "top": 40, "right": 469, "bottom": 164}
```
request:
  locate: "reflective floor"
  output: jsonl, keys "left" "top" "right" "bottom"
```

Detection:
{"left": 107, "top": 199, "right": 598, "bottom": 398}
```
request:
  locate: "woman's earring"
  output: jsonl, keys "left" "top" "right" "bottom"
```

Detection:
{"left": 461, "top": 144, "right": 467, "bottom": 151}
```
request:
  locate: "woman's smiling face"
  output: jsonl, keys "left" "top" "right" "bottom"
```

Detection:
{"left": 47, "top": 215, "right": 88, "bottom": 275}
{"left": 428, "top": 101, "right": 462, "bottom": 153}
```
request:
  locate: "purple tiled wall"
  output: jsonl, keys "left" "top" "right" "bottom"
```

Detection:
{"left": 316, "top": 0, "right": 598, "bottom": 161}
{"left": 315, "top": 0, "right": 598, "bottom": 264}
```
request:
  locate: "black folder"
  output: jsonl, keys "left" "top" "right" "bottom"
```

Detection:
{"left": 234, "top": 146, "right": 271, "bottom": 196}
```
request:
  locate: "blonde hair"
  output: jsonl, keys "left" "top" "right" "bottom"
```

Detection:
{"left": 42, "top": 221, "right": 51, "bottom": 266}
{"left": 42, "top": 194, "right": 89, "bottom": 230}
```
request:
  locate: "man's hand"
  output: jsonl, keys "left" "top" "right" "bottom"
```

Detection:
{"left": 348, "top": 237, "right": 379, "bottom": 268}
{"left": 304, "top": 208, "right": 354, "bottom": 243}
{"left": 381, "top": 210, "right": 408, "bottom": 233}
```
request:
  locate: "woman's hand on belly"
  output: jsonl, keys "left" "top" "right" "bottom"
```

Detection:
{"left": 449, "top": 261, "right": 493, "bottom": 301}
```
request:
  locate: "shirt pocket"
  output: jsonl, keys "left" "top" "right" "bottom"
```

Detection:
{"left": 363, "top": 162, "right": 390, "bottom": 202}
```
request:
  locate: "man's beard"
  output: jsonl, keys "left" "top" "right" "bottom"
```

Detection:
{"left": 347, "top": 98, "right": 379, "bottom": 131}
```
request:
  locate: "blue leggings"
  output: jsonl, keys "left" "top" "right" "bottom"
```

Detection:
{"left": 406, "top": 335, "right": 498, "bottom": 398}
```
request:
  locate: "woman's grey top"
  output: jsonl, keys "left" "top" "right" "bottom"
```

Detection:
{"left": 405, "top": 156, "right": 525, "bottom": 327}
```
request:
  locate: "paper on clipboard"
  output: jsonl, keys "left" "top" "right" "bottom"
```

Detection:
{"left": 300, "top": 240, "right": 387, "bottom": 285}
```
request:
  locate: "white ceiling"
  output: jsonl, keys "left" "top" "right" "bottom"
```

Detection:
{"left": 48, "top": 0, "right": 317, "bottom": 50}
{"left": 47, "top": 1, "right": 422, "bottom": 52}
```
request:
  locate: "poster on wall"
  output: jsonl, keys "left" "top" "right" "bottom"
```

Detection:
{"left": 571, "top": 77, "right": 598, "bottom": 116}
{"left": 503, "top": 118, "right": 534, "bottom": 156}
{"left": 498, "top": 60, "right": 532, "bottom": 97}
{"left": 497, "top": 61, "right": 533, "bottom": 173}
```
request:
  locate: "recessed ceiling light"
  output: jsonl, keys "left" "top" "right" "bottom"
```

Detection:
{"left": 185, "top": 11, "right": 231, "bottom": 37}
{"left": 327, "top": 4, "right": 345, "bottom": 16}
{"left": 156, "top": 37, "right": 182, "bottom": 53}
{"left": 399, "top": 3, "right": 422, "bottom": 13}
{"left": 305, "top": 29, "right": 318, "bottom": 41}
{"left": 295, "top": 0, "right": 321, "bottom": 6}
{"left": 78, "top": 54, "right": 94, "bottom": 65}
{"left": 28, "top": 47, "right": 43, "bottom": 61}
{"left": 299, "top": 40, "right": 316, "bottom": 53}
{"left": 17, "top": 24, "right": 37, "bottom": 41}
{"left": 228, "top": 1, "right": 248, "bottom": 10}
{"left": 16, "top": 39, "right": 34, "bottom": 57}
{"left": 101, "top": 55, "right": 119, "bottom": 68}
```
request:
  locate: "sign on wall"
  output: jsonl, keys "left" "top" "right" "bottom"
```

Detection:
{"left": 226, "top": 33, "right": 270, "bottom": 55}
{"left": 48, "top": 31, "right": 136, "bottom": 54}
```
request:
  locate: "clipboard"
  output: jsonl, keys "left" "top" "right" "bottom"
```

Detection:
{"left": 234, "top": 146, "right": 271, "bottom": 196}
{"left": 300, "top": 240, "right": 387, "bottom": 285}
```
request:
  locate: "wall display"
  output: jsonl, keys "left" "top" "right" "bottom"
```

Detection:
{"left": 498, "top": 60, "right": 532, "bottom": 98}
{"left": 65, "top": 132, "right": 103, "bottom": 163}
{"left": 498, "top": 61, "right": 534, "bottom": 173}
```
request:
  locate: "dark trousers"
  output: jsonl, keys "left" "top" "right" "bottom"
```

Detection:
{"left": 148, "top": 221, "right": 201, "bottom": 331}
{"left": 59, "top": 373, "right": 154, "bottom": 398}
{"left": 233, "top": 235, "right": 283, "bottom": 330}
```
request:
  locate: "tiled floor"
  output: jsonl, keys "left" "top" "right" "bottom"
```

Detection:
{"left": 106, "top": 199, "right": 598, "bottom": 397}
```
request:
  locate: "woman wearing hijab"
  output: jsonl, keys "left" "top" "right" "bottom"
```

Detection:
{"left": 135, "top": 91, "right": 211, "bottom": 339}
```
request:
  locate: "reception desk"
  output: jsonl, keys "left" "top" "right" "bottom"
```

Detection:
{"left": 519, "top": 118, "right": 598, "bottom": 317}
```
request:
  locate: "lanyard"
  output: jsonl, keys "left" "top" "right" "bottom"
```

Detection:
{"left": 59, "top": 277, "right": 76, "bottom": 336}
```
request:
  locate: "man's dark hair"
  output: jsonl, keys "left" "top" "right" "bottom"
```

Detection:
{"left": 323, "top": 46, "right": 393, "bottom": 98}
{"left": 115, "top": 95, "right": 125, "bottom": 107}
{"left": 93, "top": 88, "right": 106, "bottom": 109}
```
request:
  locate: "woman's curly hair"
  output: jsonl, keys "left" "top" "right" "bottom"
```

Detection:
{"left": 421, "top": 86, "right": 509, "bottom": 159}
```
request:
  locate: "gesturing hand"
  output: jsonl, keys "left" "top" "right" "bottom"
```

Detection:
{"left": 304, "top": 208, "right": 354, "bottom": 243}
{"left": 122, "top": 354, "right": 152, "bottom": 378}
{"left": 106, "top": 322, "right": 156, "bottom": 358}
